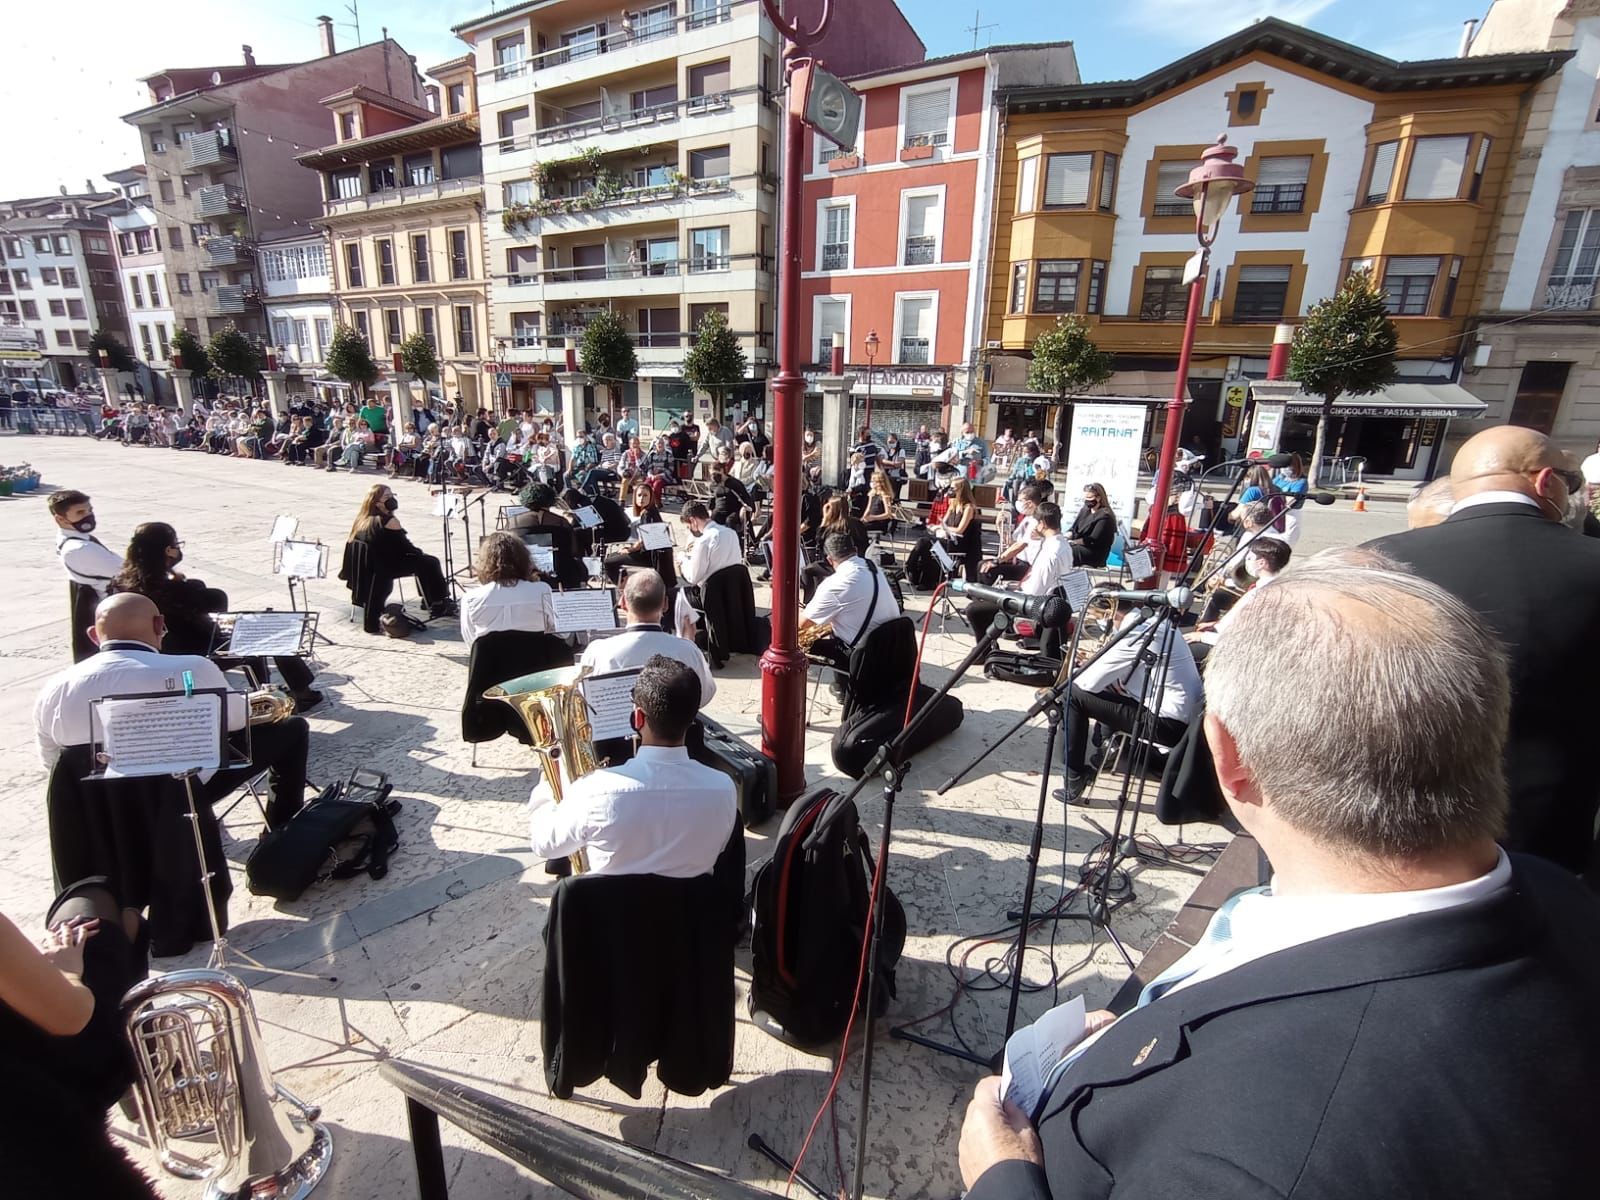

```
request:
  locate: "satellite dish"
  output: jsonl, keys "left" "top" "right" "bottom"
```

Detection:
{"left": 211, "top": 71, "right": 223, "bottom": 85}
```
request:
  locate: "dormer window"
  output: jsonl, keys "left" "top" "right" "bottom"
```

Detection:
{"left": 338, "top": 111, "right": 357, "bottom": 141}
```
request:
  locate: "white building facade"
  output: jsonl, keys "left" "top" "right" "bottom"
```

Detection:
{"left": 259, "top": 232, "right": 336, "bottom": 391}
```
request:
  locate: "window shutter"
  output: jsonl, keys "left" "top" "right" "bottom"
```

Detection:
{"left": 1386, "top": 256, "right": 1440, "bottom": 277}
{"left": 1255, "top": 155, "right": 1310, "bottom": 186}
{"left": 1044, "top": 154, "right": 1092, "bottom": 207}
{"left": 904, "top": 88, "right": 951, "bottom": 144}
{"left": 905, "top": 195, "right": 937, "bottom": 239}
{"left": 1098, "top": 153, "right": 1118, "bottom": 210}
{"left": 1238, "top": 265, "right": 1292, "bottom": 283}
{"left": 1366, "top": 141, "right": 1399, "bottom": 201}
{"left": 1403, "top": 135, "right": 1469, "bottom": 200}
{"left": 690, "top": 60, "right": 731, "bottom": 96}
{"left": 1155, "top": 161, "right": 1190, "bottom": 205}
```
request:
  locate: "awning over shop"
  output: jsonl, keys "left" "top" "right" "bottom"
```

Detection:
{"left": 987, "top": 391, "right": 1176, "bottom": 406}
{"left": 1248, "top": 380, "right": 1488, "bottom": 420}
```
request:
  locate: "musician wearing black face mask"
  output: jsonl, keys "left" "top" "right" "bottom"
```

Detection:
{"left": 48, "top": 490, "right": 125, "bottom": 662}
{"left": 341, "top": 484, "right": 456, "bottom": 629}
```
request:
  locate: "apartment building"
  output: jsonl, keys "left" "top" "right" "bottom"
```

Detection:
{"left": 258, "top": 231, "right": 336, "bottom": 391}
{"left": 299, "top": 57, "right": 489, "bottom": 411}
{"left": 120, "top": 24, "right": 425, "bottom": 363}
{"left": 1465, "top": 0, "right": 1600, "bottom": 454}
{"left": 104, "top": 166, "right": 178, "bottom": 388}
{"left": 799, "top": 44, "right": 1076, "bottom": 435}
{"left": 0, "top": 192, "right": 130, "bottom": 390}
{"left": 452, "top": 0, "right": 922, "bottom": 425}
{"left": 981, "top": 19, "right": 1566, "bottom": 480}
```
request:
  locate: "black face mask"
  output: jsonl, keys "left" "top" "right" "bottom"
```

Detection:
{"left": 385, "top": 497, "right": 399, "bottom": 513}
{"left": 71, "top": 515, "right": 97, "bottom": 534}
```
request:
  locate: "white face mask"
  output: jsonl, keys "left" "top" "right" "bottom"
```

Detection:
{"left": 1243, "top": 556, "right": 1263, "bottom": 579}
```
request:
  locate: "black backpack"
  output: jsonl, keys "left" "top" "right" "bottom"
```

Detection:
{"left": 748, "top": 787, "right": 906, "bottom": 1048}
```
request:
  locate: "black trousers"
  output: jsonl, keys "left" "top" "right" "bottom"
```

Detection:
{"left": 1064, "top": 686, "right": 1186, "bottom": 777}
{"left": 198, "top": 716, "right": 310, "bottom": 828}
{"left": 397, "top": 549, "right": 450, "bottom": 607}
{"left": 980, "top": 559, "right": 1029, "bottom": 586}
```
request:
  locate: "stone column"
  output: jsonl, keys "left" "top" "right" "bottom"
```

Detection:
{"left": 817, "top": 372, "right": 856, "bottom": 491}
{"left": 391, "top": 371, "right": 415, "bottom": 433}
{"left": 169, "top": 369, "right": 195, "bottom": 418}
{"left": 555, "top": 370, "right": 587, "bottom": 444}
{"left": 261, "top": 370, "right": 288, "bottom": 420}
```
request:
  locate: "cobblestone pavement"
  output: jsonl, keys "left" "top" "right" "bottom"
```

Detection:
{"left": 0, "top": 435, "right": 1406, "bottom": 1198}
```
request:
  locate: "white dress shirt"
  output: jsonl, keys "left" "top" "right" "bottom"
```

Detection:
{"left": 804, "top": 555, "right": 900, "bottom": 645}
{"left": 1451, "top": 490, "right": 1541, "bottom": 515}
{"left": 460, "top": 579, "right": 558, "bottom": 648}
{"left": 34, "top": 640, "right": 245, "bottom": 781}
{"left": 579, "top": 623, "right": 717, "bottom": 704}
{"left": 1075, "top": 611, "right": 1202, "bottom": 723}
{"left": 56, "top": 529, "right": 125, "bottom": 597}
{"left": 681, "top": 520, "right": 743, "bottom": 586}
{"left": 1021, "top": 533, "right": 1074, "bottom": 597}
{"left": 529, "top": 744, "right": 737, "bottom": 877}
{"left": 1005, "top": 514, "right": 1040, "bottom": 565}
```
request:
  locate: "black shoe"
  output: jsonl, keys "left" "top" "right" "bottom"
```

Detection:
{"left": 1053, "top": 774, "right": 1090, "bottom": 806}
{"left": 291, "top": 688, "right": 324, "bottom": 714}
{"left": 429, "top": 600, "right": 458, "bottom": 619}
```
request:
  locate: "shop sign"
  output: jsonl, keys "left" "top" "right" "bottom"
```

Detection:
{"left": 1220, "top": 382, "right": 1247, "bottom": 438}
{"left": 484, "top": 361, "right": 553, "bottom": 378}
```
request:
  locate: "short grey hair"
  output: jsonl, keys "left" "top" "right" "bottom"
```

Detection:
{"left": 621, "top": 567, "right": 667, "bottom": 617}
{"left": 1237, "top": 501, "right": 1273, "bottom": 531}
{"left": 1206, "top": 562, "right": 1508, "bottom": 857}
{"left": 824, "top": 531, "right": 856, "bottom": 563}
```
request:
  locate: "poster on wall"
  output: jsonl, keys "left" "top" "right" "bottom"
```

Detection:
{"left": 1064, "top": 404, "right": 1148, "bottom": 530}
{"left": 1246, "top": 403, "right": 1286, "bottom": 460}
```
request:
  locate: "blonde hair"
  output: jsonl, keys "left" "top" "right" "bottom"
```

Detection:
{"left": 349, "top": 484, "right": 392, "bottom": 541}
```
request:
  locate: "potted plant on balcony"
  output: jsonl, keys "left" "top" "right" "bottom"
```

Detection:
{"left": 579, "top": 308, "right": 637, "bottom": 424}
{"left": 683, "top": 308, "right": 747, "bottom": 421}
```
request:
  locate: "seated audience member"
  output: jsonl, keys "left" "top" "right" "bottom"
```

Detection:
{"left": 460, "top": 532, "right": 557, "bottom": 649}
{"left": 580, "top": 569, "right": 716, "bottom": 705}
{"left": 1188, "top": 536, "right": 1291, "bottom": 661}
{"left": 1407, "top": 476, "right": 1454, "bottom": 529}
{"left": 679, "top": 501, "right": 744, "bottom": 588}
{"left": 958, "top": 561, "right": 1600, "bottom": 1200}
{"left": 328, "top": 415, "right": 368, "bottom": 471}
{"left": 982, "top": 484, "right": 1047, "bottom": 584}
{"left": 35, "top": 594, "right": 311, "bottom": 827}
{"left": 799, "top": 531, "right": 902, "bottom": 677}
{"left": 529, "top": 656, "right": 736, "bottom": 876}
{"left": 582, "top": 432, "right": 623, "bottom": 493}
{"left": 1068, "top": 482, "right": 1118, "bottom": 567}
{"left": 343, "top": 483, "right": 457, "bottom": 626}
{"left": 1054, "top": 601, "right": 1201, "bottom": 805}
{"left": 860, "top": 469, "right": 897, "bottom": 538}
{"left": 907, "top": 477, "right": 983, "bottom": 584}
{"left": 388, "top": 421, "right": 421, "bottom": 477}
{"left": 964, "top": 503, "right": 1074, "bottom": 653}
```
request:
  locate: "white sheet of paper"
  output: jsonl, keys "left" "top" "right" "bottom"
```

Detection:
{"left": 582, "top": 669, "right": 642, "bottom": 742}
{"left": 278, "top": 540, "right": 324, "bottom": 579}
{"left": 269, "top": 514, "right": 299, "bottom": 543}
{"left": 1000, "top": 995, "right": 1087, "bottom": 1116}
{"left": 573, "top": 505, "right": 602, "bottom": 528}
{"left": 499, "top": 504, "right": 528, "bottom": 523}
{"left": 1061, "top": 569, "right": 1092, "bottom": 618}
{"left": 96, "top": 692, "right": 224, "bottom": 778}
{"left": 530, "top": 545, "right": 556, "bottom": 573}
{"left": 432, "top": 493, "right": 466, "bottom": 518}
{"left": 1125, "top": 545, "right": 1154, "bottom": 579}
{"left": 639, "top": 522, "right": 674, "bottom": 552}
{"left": 931, "top": 541, "right": 956, "bottom": 572}
{"left": 224, "top": 611, "right": 308, "bottom": 657}
{"left": 582, "top": 555, "right": 603, "bottom": 578}
{"left": 551, "top": 588, "right": 619, "bottom": 634}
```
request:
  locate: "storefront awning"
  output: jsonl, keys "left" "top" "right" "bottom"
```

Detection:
{"left": 988, "top": 391, "right": 1176, "bottom": 406}
{"left": 1248, "top": 380, "right": 1488, "bottom": 420}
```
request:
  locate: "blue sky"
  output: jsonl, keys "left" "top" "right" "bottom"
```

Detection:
{"left": 0, "top": 0, "right": 1481, "bottom": 198}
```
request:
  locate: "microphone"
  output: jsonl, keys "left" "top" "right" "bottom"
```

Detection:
{"left": 1091, "top": 585, "right": 1195, "bottom": 612}
{"left": 1306, "top": 490, "right": 1337, "bottom": 506}
{"left": 946, "top": 578, "right": 1074, "bottom": 627}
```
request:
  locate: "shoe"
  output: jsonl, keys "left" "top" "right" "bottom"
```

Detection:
{"left": 429, "top": 601, "right": 459, "bottom": 619}
{"left": 757, "top": 571, "right": 771, "bottom": 582}
{"left": 291, "top": 688, "right": 324, "bottom": 714}
{"left": 1053, "top": 774, "right": 1090, "bottom": 806}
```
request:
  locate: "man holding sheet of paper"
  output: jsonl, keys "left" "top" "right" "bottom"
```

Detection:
{"left": 579, "top": 570, "right": 715, "bottom": 707}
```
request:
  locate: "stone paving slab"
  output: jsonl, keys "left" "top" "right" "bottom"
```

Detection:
{"left": 0, "top": 434, "right": 1403, "bottom": 1199}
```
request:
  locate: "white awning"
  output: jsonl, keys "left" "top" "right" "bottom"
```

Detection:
{"left": 1249, "top": 380, "right": 1487, "bottom": 420}
{"left": 987, "top": 391, "right": 1176, "bottom": 406}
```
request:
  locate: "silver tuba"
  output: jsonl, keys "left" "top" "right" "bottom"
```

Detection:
{"left": 123, "top": 968, "right": 333, "bottom": 1200}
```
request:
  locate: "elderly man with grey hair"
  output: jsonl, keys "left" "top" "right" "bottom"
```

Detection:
{"left": 958, "top": 561, "right": 1600, "bottom": 1200}
{"left": 578, "top": 568, "right": 715, "bottom": 707}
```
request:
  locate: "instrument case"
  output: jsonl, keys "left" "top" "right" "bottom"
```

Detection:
{"left": 691, "top": 715, "right": 776, "bottom": 828}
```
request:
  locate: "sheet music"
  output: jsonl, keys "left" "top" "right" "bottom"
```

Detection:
{"left": 432, "top": 492, "right": 466, "bottom": 518}
{"left": 582, "top": 555, "right": 603, "bottom": 579}
{"left": 278, "top": 539, "right": 324, "bottom": 579}
{"left": 573, "top": 505, "right": 602, "bottom": 528}
{"left": 551, "top": 587, "right": 619, "bottom": 633}
{"left": 530, "top": 545, "right": 556, "bottom": 573}
{"left": 1061, "top": 569, "right": 1092, "bottom": 618}
{"left": 1000, "top": 995, "right": 1086, "bottom": 1116}
{"left": 639, "top": 522, "right": 674, "bottom": 552}
{"left": 931, "top": 540, "right": 956, "bottom": 572}
{"left": 268, "top": 514, "right": 298, "bottom": 543}
{"left": 95, "top": 692, "right": 225, "bottom": 778}
{"left": 582, "top": 668, "right": 642, "bottom": 742}
{"left": 499, "top": 504, "right": 528, "bottom": 523}
{"left": 224, "top": 611, "right": 309, "bottom": 657}
{"left": 1126, "top": 545, "right": 1154, "bottom": 579}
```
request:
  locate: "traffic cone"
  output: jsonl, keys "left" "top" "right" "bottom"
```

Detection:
{"left": 1353, "top": 485, "right": 1368, "bottom": 513}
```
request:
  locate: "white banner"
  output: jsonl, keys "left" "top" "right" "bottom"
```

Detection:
{"left": 1064, "top": 404, "right": 1148, "bottom": 529}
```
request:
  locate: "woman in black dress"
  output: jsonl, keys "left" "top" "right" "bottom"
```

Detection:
{"left": 345, "top": 483, "right": 457, "bottom": 625}
{"left": 604, "top": 483, "right": 677, "bottom": 588}
{"left": 1068, "top": 481, "right": 1117, "bottom": 567}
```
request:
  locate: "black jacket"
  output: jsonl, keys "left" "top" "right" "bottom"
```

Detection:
{"left": 1068, "top": 504, "right": 1116, "bottom": 568}
{"left": 969, "top": 854, "right": 1600, "bottom": 1200}
{"left": 1368, "top": 503, "right": 1600, "bottom": 871}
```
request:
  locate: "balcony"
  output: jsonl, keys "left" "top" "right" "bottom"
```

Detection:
{"left": 194, "top": 184, "right": 244, "bottom": 219}
{"left": 1545, "top": 280, "right": 1596, "bottom": 311}
{"left": 203, "top": 236, "right": 252, "bottom": 267}
{"left": 500, "top": 174, "right": 738, "bottom": 235}
{"left": 820, "top": 244, "right": 849, "bottom": 271}
{"left": 903, "top": 237, "right": 936, "bottom": 266}
{"left": 899, "top": 337, "right": 930, "bottom": 365}
{"left": 210, "top": 284, "right": 257, "bottom": 315}
{"left": 185, "top": 129, "right": 237, "bottom": 169}
{"left": 500, "top": 251, "right": 767, "bottom": 303}
{"left": 325, "top": 175, "right": 482, "bottom": 217}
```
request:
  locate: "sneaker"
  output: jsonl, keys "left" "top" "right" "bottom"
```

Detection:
{"left": 1052, "top": 774, "right": 1090, "bottom": 806}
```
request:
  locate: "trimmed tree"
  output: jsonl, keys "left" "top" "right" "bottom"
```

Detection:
{"left": 579, "top": 308, "right": 637, "bottom": 419}
{"left": 325, "top": 323, "right": 380, "bottom": 401}
{"left": 1027, "top": 315, "right": 1114, "bottom": 464}
{"left": 169, "top": 327, "right": 210, "bottom": 377}
{"left": 207, "top": 323, "right": 264, "bottom": 395}
{"left": 682, "top": 308, "right": 747, "bottom": 417}
{"left": 88, "top": 330, "right": 137, "bottom": 372}
{"left": 1289, "top": 269, "right": 1399, "bottom": 489}
{"left": 399, "top": 333, "right": 440, "bottom": 382}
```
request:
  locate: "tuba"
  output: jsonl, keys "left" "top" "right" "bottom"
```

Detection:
{"left": 123, "top": 968, "right": 333, "bottom": 1199}
{"left": 246, "top": 685, "right": 297, "bottom": 725}
{"left": 485, "top": 665, "right": 604, "bottom": 874}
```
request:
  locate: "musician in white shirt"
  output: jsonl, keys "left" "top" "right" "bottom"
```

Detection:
{"left": 49, "top": 489, "right": 124, "bottom": 598}
{"left": 530, "top": 655, "right": 736, "bottom": 877}
{"left": 460, "top": 533, "right": 558, "bottom": 649}
{"left": 580, "top": 568, "right": 715, "bottom": 703}
{"left": 980, "top": 483, "right": 1048, "bottom": 585}
{"left": 679, "top": 501, "right": 743, "bottom": 586}
{"left": 963, "top": 503, "right": 1074, "bottom": 649}
{"left": 800, "top": 532, "right": 901, "bottom": 675}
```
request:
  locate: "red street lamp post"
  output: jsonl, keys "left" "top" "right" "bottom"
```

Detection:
{"left": 1143, "top": 135, "right": 1253, "bottom": 545}
{"left": 862, "top": 327, "right": 880, "bottom": 432}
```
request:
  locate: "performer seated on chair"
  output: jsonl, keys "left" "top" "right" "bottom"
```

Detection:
{"left": 108, "top": 522, "right": 323, "bottom": 713}
{"left": 799, "top": 531, "right": 901, "bottom": 677}
{"left": 709, "top": 460, "right": 753, "bottom": 538}
{"left": 908, "top": 477, "right": 983, "bottom": 585}
{"left": 580, "top": 568, "right": 716, "bottom": 704}
{"left": 604, "top": 485, "right": 675, "bottom": 587}
{"left": 460, "top": 532, "right": 557, "bottom": 649}
{"left": 679, "top": 501, "right": 744, "bottom": 589}
{"left": 1054, "top": 601, "right": 1202, "bottom": 806}
{"left": 507, "top": 482, "right": 588, "bottom": 589}
{"left": 800, "top": 493, "right": 869, "bottom": 602}
{"left": 1187, "top": 537, "right": 1291, "bottom": 663}
{"left": 1067, "top": 482, "right": 1118, "bottom": 568}
{"left": 861, "top": 468, "right": 897, "bottom": 540}
{"left": 529, "top": 655, "right": 735, "bottom": 877}
{"left": 981, "top": 483, "right": 1048, "bottom": 585}
{"left": 964, "top": 503, "right": 1074, "bottom": 655}
{"left": 346, "top": 483, "right": 458, "bottom": 623}
{"left": 35, "top": 594, "right": 312, "bottom": 828}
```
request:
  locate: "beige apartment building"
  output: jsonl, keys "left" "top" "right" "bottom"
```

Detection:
{"left": 299, "top": 58, "right": 490, "bottom": 412}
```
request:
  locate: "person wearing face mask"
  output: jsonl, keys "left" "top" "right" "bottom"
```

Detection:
{"left": 981, "top": 483, "right": 1047, "bottom": 585}
{"left": 341, "top": 484, "right": 458, "bottom": 630}
{"left": 1186, "top": 536, "right": 1291, "bottom": 662}
{"left": 1067, "top": 482, "right": 1117, "bottom": 568}
{"left": 49, "top": 491, "right": 126, "bottom": 662}
{"left": 1367, "top": 425, "right": 1600, "bottom": 874}
{"left": 801, "top": 428, "right": 822, "bottom": 485}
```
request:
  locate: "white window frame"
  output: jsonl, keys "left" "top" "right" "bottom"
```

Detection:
{"left": 897, "top": 184, "right": 946, "bottom": 267}
{"left": 812, "top": 293, "right": 852, "bottom": 364}
{"left": 897, "top": 79, "right": 956, "bottom": 153}
{"left": 1016, "top": 154, "right": 1039, "bottom": 214}
{"left": 814, "top": 196, "right": 856, "bottom": 272}
{"left": 813, "top": 110, "right": 865, "bottom": 170}
{"left": 890, "top": 289, "right": 939, "bottom": 366}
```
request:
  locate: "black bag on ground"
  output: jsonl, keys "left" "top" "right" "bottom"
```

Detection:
{"left": 748, "top": 787, "right": 906, "bottom": 1048}
{"left": 690, "top": 715, "right": 776, "bottom": 827}
{"left": 984, "top": 651, "right": 1061, "bottom": 688}
{"left": 828, "top": 617, "right": 964, "bottom": 779}
{"left": 832, "top": 685, "right": 965, "bottom": 779}
{"left": 246, "top": 778, "right": 401, "bottom": 901}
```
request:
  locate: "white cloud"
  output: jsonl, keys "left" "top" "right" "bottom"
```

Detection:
{"left": 1117, "top": 0, "right": 1340, "bottom": 48}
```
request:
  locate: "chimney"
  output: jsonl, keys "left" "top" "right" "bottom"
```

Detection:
{"left": 317, "top": 15, "right": 336, "bottom": 57}
{"left": 1459, "top": 19, "right": 1478, "bottom": 56}
{"left": 424, "top": 85, "right": 440, "bottom": 114}
{"left": 243, "top": 44, "right": 256, "bottom": 67}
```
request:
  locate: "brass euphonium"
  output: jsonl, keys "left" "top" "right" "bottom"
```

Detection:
{"left": 122, "top": 968, "right": 333, "bottom": 1199}
{"left": 246, "top": 685, "right": 297, "bottom": 725}
{"left": 485, "top": 665, "right": 604, "bottom": 874}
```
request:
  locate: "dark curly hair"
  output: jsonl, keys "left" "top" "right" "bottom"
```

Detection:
{"left": 519, "top": 481, "right": 557, "bottom": 511}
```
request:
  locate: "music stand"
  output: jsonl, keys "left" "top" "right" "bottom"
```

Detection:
{"left": 273, "top": 539, "right": 335, "bottom": 647}
{"left": 929, "top": 539, "right": 965, "bottom": 634}
{"left": 210, "top": 610, "right": 321, "bottom": 660}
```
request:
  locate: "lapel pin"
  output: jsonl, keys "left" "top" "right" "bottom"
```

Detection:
{"left": 1132, "top": 1037, "right": 1158, "bottom": 1067}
